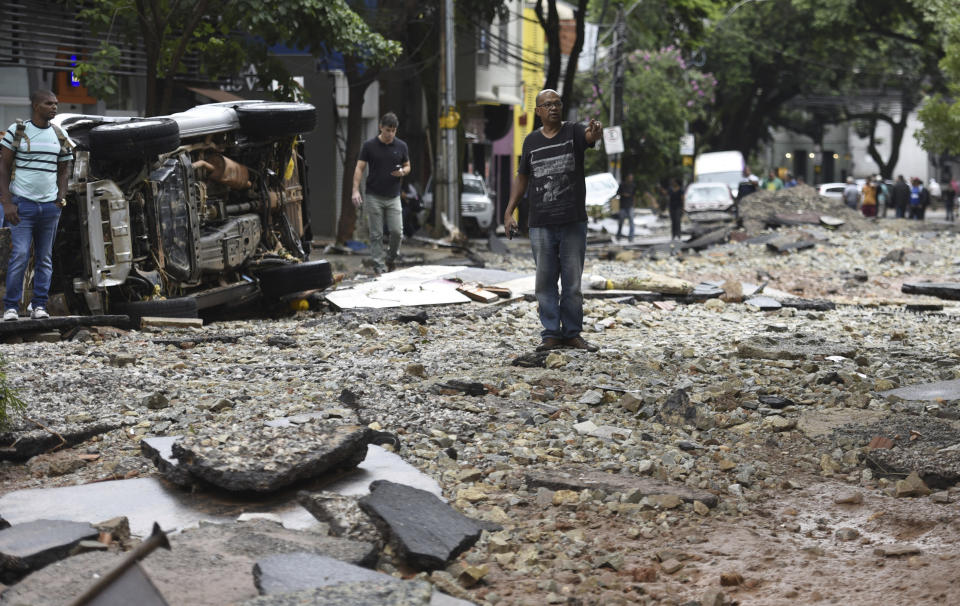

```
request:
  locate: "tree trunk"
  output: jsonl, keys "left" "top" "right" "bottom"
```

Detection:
{"left": 336, "top": 56, "right": 378, "bottom": 244}
{"left": 534, "top": 0, "right": 562, "bottom": 130}
{"left": 560, "top": 0, "right": 588, "bottom": 118}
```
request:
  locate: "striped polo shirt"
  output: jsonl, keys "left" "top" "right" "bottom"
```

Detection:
{"left": 1, "top": 121, "right": 74, "bottom": 203}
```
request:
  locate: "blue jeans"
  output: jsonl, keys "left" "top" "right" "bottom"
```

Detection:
{"left": 529, "top": 221, "right": 586, "bottom": 339}
{"left": 4, "top": 195, "right": 61, "bottom": 311}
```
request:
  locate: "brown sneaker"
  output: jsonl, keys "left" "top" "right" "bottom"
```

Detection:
{"left": 563, "top": 335, "right": 599, "bottom": 352}
{"left": 535, "top": 337, "right": 564, "bottom": 352}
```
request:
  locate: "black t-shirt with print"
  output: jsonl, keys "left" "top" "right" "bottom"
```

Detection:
{"left": 359, "top": 135, "right": 409, "bottom": 198}
{"left": 518, "top": 122, "right": 588, "bottom": 227}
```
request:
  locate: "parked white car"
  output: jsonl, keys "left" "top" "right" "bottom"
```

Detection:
{"left": 420, "top": 173, "right": 495, "bottom": 236}
{"left": 684, "top": 181, "right": 736, "bottom": 220}
{"left": 818, "top": 182, "right": 847, "bottom": 199}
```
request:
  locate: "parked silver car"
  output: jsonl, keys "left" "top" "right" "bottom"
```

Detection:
{"left": 50, "top": 101, "right": 330, "bottom": 322}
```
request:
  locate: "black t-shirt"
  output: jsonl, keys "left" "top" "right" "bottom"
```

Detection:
{"left": 359, "top": 135, "right": 409, "bottom": 198}
{"left": 518, "top": 122, "right": 588, "bottom": 227}
{"left": 618, "top": 181, "right": 637, "bottom": 209}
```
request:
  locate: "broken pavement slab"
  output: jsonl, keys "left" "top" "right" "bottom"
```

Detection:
{"left": 736, "top": 335, "right": 858, "bottom": 361}
{"left": 359, "top": 480, "right": 485, "bottom": 571}
{"left": 0, "top": 519, "right": 98, "bottom": 583}
{"left": 524, "top": 465, "right": 718, "bottom": 508}
{"left": 0, "top": 446, "right": 441, "bottom": 539}
{"left": 242, "top": 581, "right": 470, "bottom": 606}
{"left": 812, "top": 411, "right": 960, "bottom": 488}
{"left": 172, "top": 420, "right": 374, "bottom": 492}
{"left": 1, "top": 519, "right": 377, "bottom": 606}
{"left": 0, "top": 418, "right": 129, "bottom": 461}
{"left": 880, "top": 378, "right": 960, "bottom": 402}
{"left": 901, "top": 282, "right": 960, "bottom": 300}
{"left": 296, "top": 492, "right": 381, "bottom": 546}
{"left": 251, "top": 552, "right": 477, "bottom": 605}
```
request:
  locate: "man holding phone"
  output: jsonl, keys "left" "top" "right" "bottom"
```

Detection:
{"left": 352, "top": 112, "right": 411, "bottom": 273}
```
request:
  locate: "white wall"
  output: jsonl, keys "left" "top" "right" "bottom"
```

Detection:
{"left": 848, "top": 111, "right": 929, "bottom": 181}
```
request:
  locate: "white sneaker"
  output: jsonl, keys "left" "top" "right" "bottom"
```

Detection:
{"left": 3, "top": 309, "right": 19, "bottom": 321}
{"left": 30, "top": 307, "right": 49, "bottom": 320}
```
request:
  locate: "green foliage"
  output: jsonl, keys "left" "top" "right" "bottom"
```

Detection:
{"left": 578, "top": 46, "right": 715, "bottom": 185}
{"left": 914, "top": 0, "right": 960, "bottom": 153}
{"left": 0, "top": 354, "right": 25, "bottom": 431}
{"left": 64, "top": 0, "right": 402, "bottom": 110}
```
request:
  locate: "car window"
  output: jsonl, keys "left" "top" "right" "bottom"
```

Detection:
{"left": 686, "top": 186, "right": 728, "bottom": 201}
{"left": 462, "top": 176, "right": 484, "bottom": 195}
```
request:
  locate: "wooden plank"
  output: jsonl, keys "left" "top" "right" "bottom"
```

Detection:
{"left": 140, "top": 317, "right": 204, "bottom": 328}
{"left": 456, "top": 283, "right": 499, "bottom": 303}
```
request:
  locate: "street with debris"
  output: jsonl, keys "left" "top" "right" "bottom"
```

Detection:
{"left": 0, "top": 185, "right": 959, "bottom": 605}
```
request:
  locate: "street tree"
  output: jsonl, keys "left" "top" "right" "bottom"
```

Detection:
{"left": 914, "top": 0, "right": 960, "bottom": 156}
{"left": 67, "top": 0, "right": 401, "bottom": 116}
{"left": 578, "top": 46, "right": 715, "bottom": 186}
{"left": 534, "top": 0, "right": 588, "bottom": 123}
{"left": 699, "top": 0, "right": 943, "bottom": 177}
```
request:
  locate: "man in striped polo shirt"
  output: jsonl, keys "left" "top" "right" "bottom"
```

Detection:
{"left": 0, "top": 89, "right": 73, "bottom": 321}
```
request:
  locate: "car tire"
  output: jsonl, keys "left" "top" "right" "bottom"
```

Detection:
{"left": 89, "top": 119, "right": 180, "bottom": 160}
{"left": 256, "top": 260, "right": 333, "bottom": 298}
{"left": 112, "top": 297, "right": 199, "bottom": 328}
{"left": 235, "top": 103, "right": 317, "bottom": 138}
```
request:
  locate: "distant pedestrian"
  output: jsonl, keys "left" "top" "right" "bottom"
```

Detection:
{"left": 892, "top": 175, "right": 910, "bottom": 218}
{"left": 944, "top": 180, "right": 956, "bottom": 222}
{"left": 842, "top": 176, "right": 860, "bottom": 210}
{"left": 784, "top": 172, "right": 797, "bottom": 188}
{"left": 668, "top": 178, "right": 684, "bottom": 240}
{"left": 876, "top": 175, "right": 890, "bottom": 217}
{"left": 909, "top": 177, "right": 925, "bottom": 220}
{"left": 861, "top": 178, "right": 877, "bottom": 217}
{"left": 736, "top": 167, "right": 758, "bottom": 204}
{"left": 351, "top": 112, "right": 411, "bottom": 273}
{"left": 928, "top": 177, "right": 942, "bottom": 211}
{"left": 616, "top": 173, "right": 637, "bottom": 242}
{"left": 400, "top": 180, "right": 421, "bottom": 237}
{"left": 762, "top": 169, "right": 783, "bottom": 191}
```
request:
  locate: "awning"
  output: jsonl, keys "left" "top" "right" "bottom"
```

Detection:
{"left": 186, "top": 87, "right": 246, "bottom": 103}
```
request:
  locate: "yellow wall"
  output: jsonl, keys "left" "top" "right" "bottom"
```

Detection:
{"left": 514, "top": 7, "right": 545, "bottom": 176}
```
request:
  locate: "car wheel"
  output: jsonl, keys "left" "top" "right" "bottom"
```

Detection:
{"left": 89, "top": 119, "right": 180, "bottom": 160}
{"left": 112, "top": 297, "right": 198, "bottom": 328}
{"left": 235, "top": 103, "right": 317, "bottom": 138}
{"left": 256, "top": 260, "right": 333, "bottom": 298}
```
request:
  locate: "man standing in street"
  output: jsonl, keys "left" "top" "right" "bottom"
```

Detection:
{"left": 615, "top": 172, "right": 637, "bottom": 242}
{"left": 892, "top": 175, "right": 910, "bottom": 218}
{"left": 842, "top": 176, "right": 860, "bottom": 211}
{"left": 351, "top": 112, "right": 410, "bottom": 274}
{"left": 0, "top": 89, "right": 73, "bottom": 321}
{"left": 503, "top": 89, "right": 602, "bottom": 352}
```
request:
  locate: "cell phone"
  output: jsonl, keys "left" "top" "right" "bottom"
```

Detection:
{"left": 509, "top": 226, "right": 519, "bottom": 239}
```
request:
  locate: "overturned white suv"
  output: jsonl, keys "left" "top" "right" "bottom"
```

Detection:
{"left": 50, "top": 101, "right": 331, "bottom": 322}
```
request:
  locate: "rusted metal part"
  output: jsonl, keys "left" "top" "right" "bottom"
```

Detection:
{"left": 69, "top": 522, "right": 171, "bottom": 606}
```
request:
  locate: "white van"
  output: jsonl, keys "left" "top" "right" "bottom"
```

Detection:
{"left": 694, "top": 151, "right": 745, "bottom": 197}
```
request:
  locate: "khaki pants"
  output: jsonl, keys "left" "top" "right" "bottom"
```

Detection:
{"left": 364, "top": 193, "right": 402, "bottom": 271}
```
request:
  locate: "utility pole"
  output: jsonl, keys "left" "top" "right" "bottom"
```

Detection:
{"left": 435, "top": 0, "right": 460, "bottom": 235}
{"left": 609, "top": 6, "right": 625, "bottom": 181}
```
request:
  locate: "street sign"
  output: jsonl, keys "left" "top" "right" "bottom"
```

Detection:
{"left": 679, "top": 134, "right": 695, "bottom": 156}
{"left": 603, "top": 126, "right": 624, "bottom": 155}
